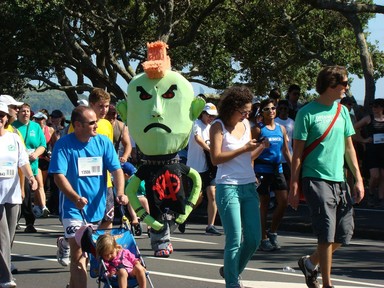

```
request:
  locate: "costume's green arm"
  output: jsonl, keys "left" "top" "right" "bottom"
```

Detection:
{"left": 116, "top": 99, "right": 128, "bottom": 123}
{"left": 176, "top": 167, "right": 202, "bottom": 224}
{"left": 125, "top": 175, "right": 164, "bottom": 231}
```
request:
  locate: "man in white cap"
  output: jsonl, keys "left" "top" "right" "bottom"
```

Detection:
{"left": 0, "top": 95, "right": 24, "bottom": 133}
{"left": 185, "top": 102, "right": 221, "bottom": 235}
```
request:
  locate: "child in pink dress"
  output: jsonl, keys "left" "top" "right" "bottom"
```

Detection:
{"left": 96, "top": 234, "right": 147, "bottom": 288}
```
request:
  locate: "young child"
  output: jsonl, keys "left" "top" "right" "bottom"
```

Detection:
{"left": 96, "top": 234, "right": 147, "bottom": 288}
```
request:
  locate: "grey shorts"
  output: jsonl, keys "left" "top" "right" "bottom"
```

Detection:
{"left": 302, "top": 178, "right": 354, "bottom": 245}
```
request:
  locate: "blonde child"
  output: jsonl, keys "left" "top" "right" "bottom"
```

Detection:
{"left": 96, "top": 234, "right": 147, "bottom": 288}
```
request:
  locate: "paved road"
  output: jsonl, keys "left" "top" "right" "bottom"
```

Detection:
{"left": 11, "top": 214, "right": 384, "bottom": 288}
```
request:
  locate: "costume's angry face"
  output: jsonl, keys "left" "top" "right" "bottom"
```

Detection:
{"left": 127, "top": 71, "right": 195, "bottom": 155}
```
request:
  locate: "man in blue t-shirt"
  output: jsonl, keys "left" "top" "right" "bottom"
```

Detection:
{"left": 49, "top": 106, "right": 128, "bottom": 288}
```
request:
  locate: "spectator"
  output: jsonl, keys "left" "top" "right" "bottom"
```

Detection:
{"left": 275, "top": 99, "right": 295, "bottom": 188}
{"left": 48, "top": 106, "right": 127, "bottom": 288}
{"left": 252, "top": 98, "right": 291, "bottom": 251}
{"left": 186, "top": 103, "right": 221, "bottom": 236}
{"left": 32, "top": 110, "right": 54, "bottom": 218}
{"left": 289, "top": 65, "right": 364, "bottom": 288}
{"left": 0, "top": 102, "right": 38, "bottom": 288}
{"left": 353, "top": 98, "right": 384, "bottom": 208}
{"left": 106, "top": 104, "right": 132, "bottom": 163}
{"left": 210, "top": 86, "right": 267, "bottom": 288}
{"left": 286, "top": 84, "right": 301, "bottom": 120}
{"left": 13, "top": 103, "right": 47, "bottom": 233}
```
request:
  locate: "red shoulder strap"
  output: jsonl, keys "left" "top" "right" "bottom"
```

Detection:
{"left": 302, "top": 103, "right": 342, "bottom": 161}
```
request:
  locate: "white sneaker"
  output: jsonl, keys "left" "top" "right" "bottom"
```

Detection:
{"left": 0, "top": 280, "right": 17, "bottom": 288}
{"left": 41, "top": 207, "right": 50, "bottom": 218}
{"left": 56, "top": 237, "right": 70, "bottom": 266}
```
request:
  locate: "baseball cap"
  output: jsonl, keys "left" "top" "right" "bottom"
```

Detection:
{"left": 0, "top": 102, "right": 10, "bottom": 115}
{"left": 203, "top": 103, "right": 218, "bottom": 116}
{"left": 0, "top": 94, "right": 24, "bottom": 106}
{"left": 77, "top": 99, "right": 89, "bottom": 106}
{"left": 121, "top": 162, "right": 137, "bottom": 176}
{"left": 50, "top": 109, "right": 64, "bottom": 118}
{"left": 33, "top": 111, "right": 48, "bottom": 120}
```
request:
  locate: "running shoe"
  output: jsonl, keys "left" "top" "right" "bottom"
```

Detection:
{"left": 298, "top": 255, "right": 320, "bottom": 288}
{"left": 205, "top": 225, "right": 222, "bottom": 236}
{"left": 258, "top": 239, "right": 276, "bottom": 252}
{"left": 56, "top": 237, "right": 70, "bottom": 266}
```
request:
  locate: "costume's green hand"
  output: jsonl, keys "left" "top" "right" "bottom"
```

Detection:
{"left": 126, "top": 176, "right": 164, "bottom": 231}
{"left": 175, "top": 167, "right": 202, "bottom": 224}
{"left": 191, "top": 97, "right": 206, "bottom": 120}
{"left": 116, "top": 100, "right": 128, "bottom": 123}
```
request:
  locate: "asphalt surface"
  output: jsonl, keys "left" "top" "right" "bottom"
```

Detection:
{"left": 10, "top": 204, "right": 384, "bottom": 288}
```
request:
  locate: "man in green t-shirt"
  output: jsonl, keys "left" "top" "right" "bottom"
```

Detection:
{"left": 289, "top": 65, "right": 364, "bottom": 288}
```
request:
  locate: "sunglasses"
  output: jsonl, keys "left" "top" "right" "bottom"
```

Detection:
{"left": 339, "top": 80, "right": 349, "bottom": 87}
{"left": 237, "top": 110, "right": 251, "bottom": 117}
{"left": 82, "top": 120, "right": 97, "bottom": 126}
{"left": 262, "top": 106, "right": 276, "bottom": 112}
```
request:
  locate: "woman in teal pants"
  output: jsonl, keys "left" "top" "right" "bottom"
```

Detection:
{"left": 210, "top": 86, "right": 267, "bottom": 287}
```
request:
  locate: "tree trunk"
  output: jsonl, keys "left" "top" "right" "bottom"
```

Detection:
{"left": 342, "top": 12, "right": 375, "bottom": 109}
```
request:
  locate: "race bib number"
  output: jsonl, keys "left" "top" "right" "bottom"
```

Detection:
{"left": 78, "top": 157, "right": 102, "bottom": 176}
{"left": 373, "top": 133, "right": 384, "bottom": 144}
{"left": 0, "top": 161, "right": 17, "bottom": 178}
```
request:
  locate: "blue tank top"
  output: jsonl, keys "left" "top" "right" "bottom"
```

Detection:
{"left": 254, "top": 123, "right": 284, "bottom": 174}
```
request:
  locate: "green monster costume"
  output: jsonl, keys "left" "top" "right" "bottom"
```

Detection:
{"left": 117, "top": 41, "right": 204, "bottom": 257}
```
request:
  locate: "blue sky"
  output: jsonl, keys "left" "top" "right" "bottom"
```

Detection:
{"left": 349, "top": 12, "right": 384, "bottom": 104}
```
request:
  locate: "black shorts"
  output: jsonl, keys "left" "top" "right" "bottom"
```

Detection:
{"left": 365, "top": 144, "right": 384, "bottom": 169}
{"left": 199, "top": 170, "right": 215, "bottom": 196}
{"left": 256, "top": 172, "right": 287, "bottom": 195}
{"left": 38, "top": 158, "right": 50, "bottom": 171}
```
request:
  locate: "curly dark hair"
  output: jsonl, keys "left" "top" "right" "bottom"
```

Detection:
{"left": 218, "top": 86, "right": 253, "bottom": 125}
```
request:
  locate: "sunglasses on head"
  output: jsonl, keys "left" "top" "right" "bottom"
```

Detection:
{"left": 262, "top": 106, "right": 276, "bottom": 112}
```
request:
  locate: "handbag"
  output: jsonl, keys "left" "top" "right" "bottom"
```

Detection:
{"left": 299, "top": 103, "right": 342, "bottom": 201}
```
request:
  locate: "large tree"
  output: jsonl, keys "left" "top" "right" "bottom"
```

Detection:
{"left": 0, "top": 0, "right": 383, "bottom": 106}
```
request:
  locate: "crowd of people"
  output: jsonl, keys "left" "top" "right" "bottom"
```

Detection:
{"left": 0, "top": 64, "right": 383, "bottom": 288}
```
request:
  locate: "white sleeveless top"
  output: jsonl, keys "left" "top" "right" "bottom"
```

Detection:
{"left": 214, "top": 119, "right": 256, "bottom": 185}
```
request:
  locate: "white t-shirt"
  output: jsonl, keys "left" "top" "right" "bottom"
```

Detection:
{"left": 187, "top": 119, "right": 210, "bottom": 173}
{"left": 214, "top": 119, "right": 256, "bottom": 185}
{"left": 0, "top": 131, "right": 29, "bottom": 204}
{"left": 275, "top": 117, "right": 295, "bottom": 163}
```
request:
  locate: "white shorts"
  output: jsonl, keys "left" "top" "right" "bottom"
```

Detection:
{"left": 62, "top": 218, "right": 100, "bottom": 238}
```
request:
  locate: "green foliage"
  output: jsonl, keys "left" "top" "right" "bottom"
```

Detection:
{"left": 0, "top": 0, "right": 383, "bottom": 103}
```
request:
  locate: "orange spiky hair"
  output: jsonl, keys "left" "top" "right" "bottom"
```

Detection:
{"left": 142, "top": 41, "right": 171, "bottom": 79}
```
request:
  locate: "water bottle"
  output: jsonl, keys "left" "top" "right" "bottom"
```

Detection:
{"left": 283, "top": 266, "right": 295, "bottom": 273}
